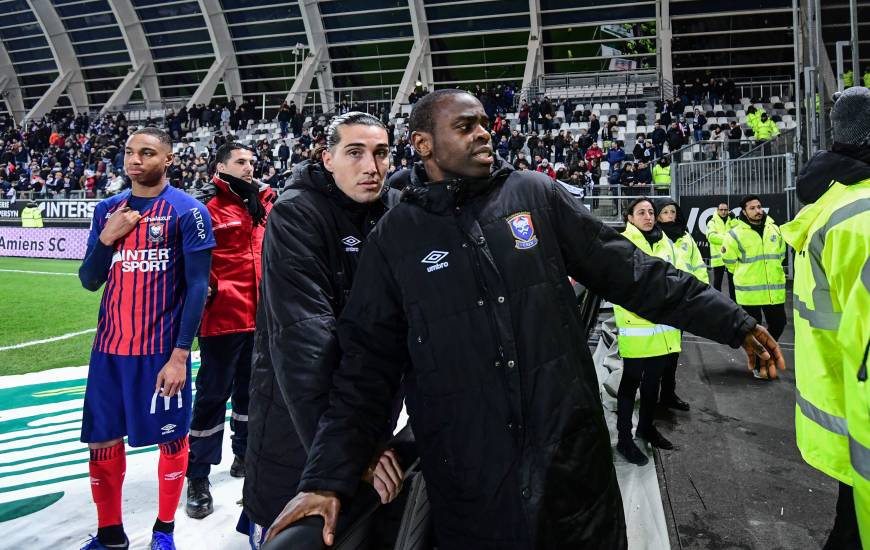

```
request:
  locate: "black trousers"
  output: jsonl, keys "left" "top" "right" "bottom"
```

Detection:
{"left": 711, "top": 266, "right": 735, "bottom": 302}
{"left": 742, "top": 304, "right": 787, "bottom": 341}
{"left": 188, "top": 331, "right": 253, "bottom": 478}
{"left": 822, "top": 482, "right": 862, "bottom": 550}
{"left": 659, "top": 352, "right": 680, "bottom": 402}
{"left": 617, "top": 355, "right": 668, "bottom": 440}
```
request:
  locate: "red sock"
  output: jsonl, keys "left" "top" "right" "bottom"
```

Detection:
{"left": 89, "top": 442, "right": 126, "bottom": 528}
{"left": 157, "top": 436, "right": 189, "bottom": 523}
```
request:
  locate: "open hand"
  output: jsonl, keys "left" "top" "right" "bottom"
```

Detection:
{"left": 741, "top": 324, "right": 786, "bottom": 379}
{"left": 265, "top": 491, "right": 340, "bottom": 545}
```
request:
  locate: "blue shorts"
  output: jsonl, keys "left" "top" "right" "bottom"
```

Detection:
{"left": 236, "top": 510, "right": 266, "bottom": 549}
{"left": 81, "top": 350, "right": 193, "bottom": 447}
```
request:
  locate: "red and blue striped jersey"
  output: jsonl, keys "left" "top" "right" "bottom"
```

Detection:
{"left": 88, "top": 185, "right": 215, "bottom": 356}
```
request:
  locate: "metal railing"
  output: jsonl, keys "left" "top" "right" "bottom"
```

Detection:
{"left": 666, "top": 128, "right": 796, "bottom": 165}
{"left": 516, "top": 70, "right": 662, "bottom": 108}
{"left": 674, "top": 153, "right": 794, "bottom": 199}
{"left": 575, "top": 186, "right": 673, "bottom": 225}
{"left": 733, "top": 77, "right": 796, "bottom": 102}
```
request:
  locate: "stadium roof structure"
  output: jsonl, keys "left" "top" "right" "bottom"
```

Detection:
{"left": 0, "top": 0, "right": 865, "bottom": 123}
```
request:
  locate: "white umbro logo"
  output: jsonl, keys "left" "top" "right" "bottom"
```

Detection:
{"left": 422, "top": 251, "right": 448, "bottom": 264}
{"left": 422, "top": 251, "right": 449, "bottom": 272}
{"left": 161, "top": 423, "right": 177, "bottom": 435}
{"left": 342, "top": 236, "right": 361, "bottom": 252}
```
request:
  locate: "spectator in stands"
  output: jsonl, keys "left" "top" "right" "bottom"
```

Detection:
{"left": 589, "top": 113, "right": 600, "bottom": 140}
{"left": 508, "top": 129, "right": 525, "bottom": 163}
{"left": 632, "top": 135, "right": 647, "bottom": 161}
{"left": 728, "top": 121, "right": 743, "bottom": 159}
{"left": 515, "top": 158, "right": 529, "bottom": 171}
{"left": 540, "top": 131, "right": 554, "bottom": 161}
{"left": 276, "top": 140, "right": 290, "bottom": 171}
{"left": 607, "top": 142, "right": 626, "bottom": 165}
{"left": 536, "top": 158, "right": 556, "bottom": 180}
{"left": 554, "top": 130, "right": 567, "bottom": 164}
{"left": 513, "top": 151, "right": 529, "bottom": 170}
{"left": 691, "top": 108, "right": 707, "bottom": 143}
{"left": 200, "top": 105, "right": 212, "bottom": 129}
{"left": 526, "top": 130, "right": 539, "bottom": 158}
{"left": 298, "top": 128, "right": 312, "bottom": 150}
{"left": 636, "top": 161, "right": 652, "bottom": 187}
{"left": 540, "top": 96, "right": 554, "bottom": 131}
{"left": 642, "top": 141, "right": 656, "bottom": 163}
{"left": 496, "top": 135, "right": 510, "bottom": 160}
{"left": 608, "top": 161, "right": 623, "bottom": 187}
{"left": 619, "top": 162, "right": 638, "bottom": 189}
{"left": 530, "top": 98, "right": 541, "bottom": 132}
{"left": 565, "top": 141, "right": 582, "bottom": 169}
{"left": 667, "top": 122, "right": 685, "bottom": 154}
{"left": 710, "top": 126, "right": 726, "bottom": 158}
{"left": 588, "top": 157, "right": 602, "bottom": 183}
{"left": 601, "top": 122, "right": 617, "bottom": 147}
{"left": 576, "top": 128, "right": 592, "bottom": 158}
{"left": 492, "top": 112, "right": 508, "bottom": 139}
{"left": 518, "top": 99, "right": 530, "bottom": 133}
{"left": 586, "top": 142, "right": 604, "bottom": 164}
{"left": 277, "top": 104, "right": 291, "bottom": 137}
{"left": 658, "top": 100, "right": 673, "bottom": 128}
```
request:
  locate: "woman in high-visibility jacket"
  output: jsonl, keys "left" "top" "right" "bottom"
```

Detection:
{"left": 654, "top": 198, "right": 708, "bottom": 413}
{"left": 615, "top": 198, "right": 679, "bottom": 466}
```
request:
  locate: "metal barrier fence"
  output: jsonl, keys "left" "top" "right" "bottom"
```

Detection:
{"left": 667, "top": 128, "right": 796, "bottom": 165}
{"left": 674, "top": 153, "right": 794, "bottom": 200}
{"left": 577, "top": 186, "right": 672, "bottom": 225}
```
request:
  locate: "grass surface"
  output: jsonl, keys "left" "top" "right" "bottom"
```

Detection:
{"left": 0, "top": 257, "right": 100, "bottom": 375}
{"left": 0, "top": 256, "right": 200, "bottom": 377}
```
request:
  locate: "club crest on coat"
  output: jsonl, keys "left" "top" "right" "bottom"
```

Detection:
{"left": 506, "top": 212, "right": 538, "bottom": 250}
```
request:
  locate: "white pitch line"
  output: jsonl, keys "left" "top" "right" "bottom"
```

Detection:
{"left": 0, "top": 269, "right": 77, "bottom": 276}
{"left": 0, "top": 329, "right": 96, "bottom": 352}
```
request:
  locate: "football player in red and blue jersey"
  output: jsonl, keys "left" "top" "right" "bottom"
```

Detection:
{"left": 78, "top": 127, "right": 215, "bottom": 550}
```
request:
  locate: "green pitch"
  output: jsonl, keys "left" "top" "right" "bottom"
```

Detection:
{"left": 0, "top": 257, "right": 199, "bottom": 376}
{"left": 0, "top": 257, "right": 100, "bottom": 376}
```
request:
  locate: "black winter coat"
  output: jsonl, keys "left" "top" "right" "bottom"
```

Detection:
{"left": 242, "top": 161, "right": 398, "bottom": 527}
{"left": 298, "top": 159, "right": 756, "bottom": 549}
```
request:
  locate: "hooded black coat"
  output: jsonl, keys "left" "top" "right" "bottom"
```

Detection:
{"left": 298, "top": 159, "right": 755, "bottom": 549}
{"left": 242, "top": 161, "right": 398, "bottom": 527}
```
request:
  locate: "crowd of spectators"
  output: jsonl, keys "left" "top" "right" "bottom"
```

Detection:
{"left": 0, "top": 77, "right": 779, "bottom": 205}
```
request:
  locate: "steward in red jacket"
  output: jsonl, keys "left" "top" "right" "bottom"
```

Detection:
{"left": 198, "top": 175, "right": 274, "bottom": 337}
{"left": 185, "top": 142, "right": 275, "bottom": 520}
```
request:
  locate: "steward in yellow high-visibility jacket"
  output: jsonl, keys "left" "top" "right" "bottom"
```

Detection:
{"left": 754, "top": 114, "right": 780, "bottom": 142}
{"left": 781, "top": 86, "right": 870, "bottom": 548}
{"left": 652, "top": 156, "right": 671, "bottom": 195}
{"left": 841, "top": 268, "right": 870, "bottom": 548}
{"left": 723, "top": 195, "right": 787, "bottom": 379}
{"left": 655, "top": 197, "right": 707, "bottom": 413}
{"left": 20, "top": 201, "right": 43, "bottom": 228}
{"left": 707, "top": 202, "right": 738, "bottom": 300}
{"left": 745, "top": 105, "right": 766, "bottom": 133}
{"left": 614, "top": 198, "right": 680, "bottom": 467}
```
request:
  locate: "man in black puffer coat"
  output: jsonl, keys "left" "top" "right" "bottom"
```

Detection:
{"left": 267, "top": 91, "right": 785, "bottom": 549}
{"left": 242, "top": 113, "right": 403, "bottom": 545}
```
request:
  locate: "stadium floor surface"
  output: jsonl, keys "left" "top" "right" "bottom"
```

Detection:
{"left": 656, "top": 300, "right": 837, "bottom": 549}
